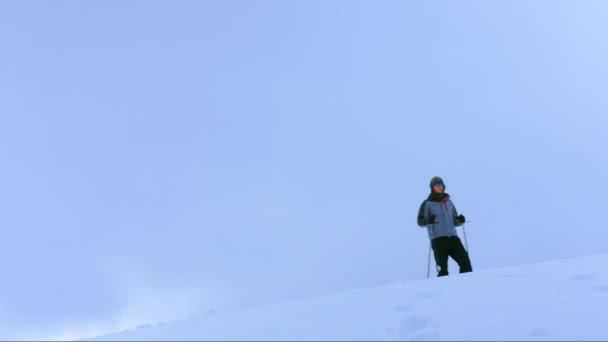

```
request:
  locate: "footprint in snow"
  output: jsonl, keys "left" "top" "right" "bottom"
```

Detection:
{"left": 570, "top": 273, "right": 595, "bottom": 281}
{"left": 593, "top": 285, "right": 608, "bottom": 293}
{"left": 415, "top": 291, "right": 441, "bottom": 300}
{"left": 530, "top": 328, "right": 550, "bottom": 337}
{"left": 393, "top": 304, "right": 413, "bottom": 312}
{"left": 399, "top": 316, "right": 437, "bottom": 341}
{"left": 501, "top": 274, "right": 528, "bottom": 279}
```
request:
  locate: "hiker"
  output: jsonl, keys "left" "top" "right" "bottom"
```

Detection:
{"left": 417, "top": 176, "right": 472, "bottom": 277}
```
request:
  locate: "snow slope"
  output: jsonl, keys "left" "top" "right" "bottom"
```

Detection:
{"left": 88, "top": 254, "right": 608, "bottom": 341}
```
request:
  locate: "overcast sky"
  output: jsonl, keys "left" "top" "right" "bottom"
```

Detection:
{"left": 1, "top": 0, "right": 608, "bottom": 339}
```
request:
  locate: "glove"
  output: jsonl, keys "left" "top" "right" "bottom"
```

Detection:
{"left": 457, "top": 214, "right": 466, "bottom": 224}
{"left": 428, "top": 214, "right": 437, "bottom": 224}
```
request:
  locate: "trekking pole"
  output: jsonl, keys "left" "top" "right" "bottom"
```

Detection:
{"left": 462, "top": 221, "right": 471, "bottom": 253}
{"left": 427, "top": 243, "right": 432, "bottom": 279}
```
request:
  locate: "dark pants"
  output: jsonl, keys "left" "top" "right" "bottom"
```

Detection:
{"left": 431, "top": 236, "right": 473, "bottom": 277}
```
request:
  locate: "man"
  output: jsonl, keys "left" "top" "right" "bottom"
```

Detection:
{"left": 417, "top": 176, "right": 473, "bottom": 277}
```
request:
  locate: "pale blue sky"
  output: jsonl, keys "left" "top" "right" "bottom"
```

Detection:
{"left": 1, "top": 1, "right": 608, "bottom": 339}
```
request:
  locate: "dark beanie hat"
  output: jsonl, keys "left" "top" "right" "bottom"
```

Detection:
{"left": 429, "top": 176, "right": 445, "bottom": 189}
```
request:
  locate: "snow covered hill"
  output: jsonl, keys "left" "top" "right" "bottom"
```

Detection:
{"left": 87, "top": 254, "right": 608, "bottom": 341}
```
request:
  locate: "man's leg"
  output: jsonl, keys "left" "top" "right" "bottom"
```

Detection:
{"left": 431, "top": 237, "right": 449, "bottom": 277}
{"left": 448, "top": 236, "right": 472, "bottom": 273}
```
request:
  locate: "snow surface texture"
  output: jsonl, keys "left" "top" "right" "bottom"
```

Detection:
{"left": 5, "top": 1, "right": 608, "bottom": 339}
{"left": 89, "top": 254, "right": 608, "bottom": 341}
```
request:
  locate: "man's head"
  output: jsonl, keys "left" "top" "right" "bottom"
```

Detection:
{"left": 430, "top": 176, "right": 445, "bottom": 193}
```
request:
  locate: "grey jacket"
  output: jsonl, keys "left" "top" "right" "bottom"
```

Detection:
{"left": 417, "top": 195, "right": 463, "bottom": 240}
